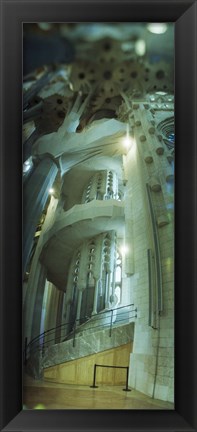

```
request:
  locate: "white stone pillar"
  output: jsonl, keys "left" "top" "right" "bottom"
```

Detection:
{"left": 92, "top": 278, "right": 99, "bottom": 315}
{"left": 105, "top": 271, "right": 111, "bottom": 308}
{"left": 32, "top": 264, "right": 47, "bottom": 340}
{"left": 111, "top": 265, "right": 116, "bottom": 302}
{"left": 23, "top": 69, "right": 56, "bottom": 109}
{"left": 24, "top": 261, "right": 47, "bottom": 342}
{"left": 23, "top": 156, "right": 58, "bottom": 274}
{"left": 76, "top": 289, "right": 83, "bottom": 326}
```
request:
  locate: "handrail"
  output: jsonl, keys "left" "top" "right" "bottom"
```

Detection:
{"left": 24, "top": 303, "right": 137, "bottom": 363}
{"left": 27, "top": 303, "right": 135, "bottom": 348}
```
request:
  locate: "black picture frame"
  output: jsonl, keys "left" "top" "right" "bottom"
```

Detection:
{"left": 1, "top": 0, "right": 197, "bottom": 431}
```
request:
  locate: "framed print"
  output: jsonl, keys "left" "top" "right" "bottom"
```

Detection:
{"left": 0, "top": 0, "right": 197, "bottom": 431}
{"left": 22, "top": 20, "right": 176, "bottom": 411}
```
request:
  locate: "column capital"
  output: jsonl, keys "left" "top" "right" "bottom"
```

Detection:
{"left": 33, "top": 152, "right": 60, "bottom": 170}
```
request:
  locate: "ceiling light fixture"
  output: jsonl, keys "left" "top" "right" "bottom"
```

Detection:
{"left": 38, "top": 23, "right": 52, "bottom": 31}
{"left": 135, "top": 39, "right": 146, "bottom": 56}
{"left": 23, "top": 157, "right": 33, "bottom": 174}
{"left": 156, "top": 91, "right": 167, "bottom": 96}
{"left": 147, "top": 23, "right": 167, "bottom": 34}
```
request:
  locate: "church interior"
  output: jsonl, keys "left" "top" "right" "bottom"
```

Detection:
{"left": 22, "top": 22, "right": 174, "bottom": 410}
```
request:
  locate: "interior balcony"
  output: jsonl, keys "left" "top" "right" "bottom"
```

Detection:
{"left": 25, "top": 304, "right": 135, "bottom": 381}
{"left": 39, "top": 199, "right": 125, "bottom": 290}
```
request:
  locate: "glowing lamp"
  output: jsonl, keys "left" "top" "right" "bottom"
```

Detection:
{"left": 135, "top": 39, "right": 146, "bottom": 56}
{"left": 147, "top": 23, "right": 167, "bottom": 34}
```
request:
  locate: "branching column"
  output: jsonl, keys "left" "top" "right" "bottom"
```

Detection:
{"left": 23, "top": 156, "right": 58, "bottom": 274}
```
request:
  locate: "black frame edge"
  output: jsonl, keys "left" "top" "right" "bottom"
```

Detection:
{"left": 1, "top": 1, "right": 197, "bottom": 431}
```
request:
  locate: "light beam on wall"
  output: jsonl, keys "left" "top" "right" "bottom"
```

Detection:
{"left": 120, "top": 244, "right": 129, "bottom": 256}
{"left": 122, "top": 125, "right": 135, "bottom": 151}
{"left": 122, "top": 136, "right": 133, "bottom": 149}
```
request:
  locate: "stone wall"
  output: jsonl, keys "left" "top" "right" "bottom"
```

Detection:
{"left": 123, "top": 107, "right": 174, "bottom": 402}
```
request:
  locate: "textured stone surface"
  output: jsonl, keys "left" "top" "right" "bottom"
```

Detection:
{"left": 42, "top": 323, "right": 134, "bottom": 369}
{"left": 125, "top": 110, "right": 174, "bottom": 402}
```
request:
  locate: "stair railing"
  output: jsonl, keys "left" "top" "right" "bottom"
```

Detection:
{"left": 24, "top": 303, "right": 137, "bottom": 364}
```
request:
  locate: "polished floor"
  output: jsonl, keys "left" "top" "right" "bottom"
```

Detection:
{"left": 23, "top": 375, "right": 174, "bottom": 410}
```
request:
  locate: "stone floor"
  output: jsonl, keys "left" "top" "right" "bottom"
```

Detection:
{"left": 23, "top": 375, "right": 174, "bottom": 410}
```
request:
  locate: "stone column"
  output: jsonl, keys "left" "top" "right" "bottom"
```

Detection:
{"left": 55, "top": 290, "right": 64, "bottom": 343}
{"left": 23, "top": 69, "right": 55, "bottom": 109}
{"left": 23, "top": 101, "right": 43, "bottom": 124}
{"left": 111, "top": 265, "right": 116, "bottom": 302}
{"left": 23, "top": 156, "right": 58, "bottom": 274}
{"left": 92, "top": 278, "right": 99, "bottom": 315}
{"left": 105, "top": 271, "right": 111, "bottom": 308}
{"left": 60, "top": 293, "right": 70, "bottom": 340}
{"left": 76, "top": 289, "right": 83, "bottom": 326}
{"left": 44, "top": 283, "right": 60, "bottom": 345}
{"left": 23, "top": 128, "right": 41, "bottom": 163}
{"left": 24, "top": 261, "right": 47, "bottom": 343}
{"left": 109, "top": 231, "right": 116, "bottom": 302}
{"left": 32, "top": 267, "right": 46, "bottom": 341}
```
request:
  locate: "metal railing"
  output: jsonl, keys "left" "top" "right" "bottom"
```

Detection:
{"left": 24, "top": 304, "right": 137, "bottom": 364}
